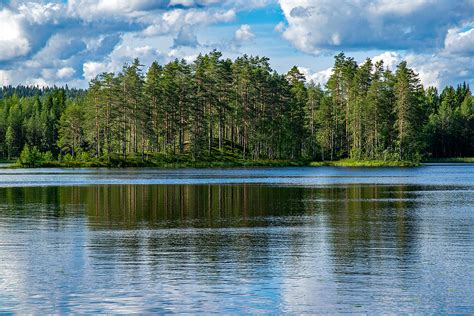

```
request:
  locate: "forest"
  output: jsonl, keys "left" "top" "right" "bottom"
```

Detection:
{"left": 0, "top": 51, "right": 473, "bottom": 167}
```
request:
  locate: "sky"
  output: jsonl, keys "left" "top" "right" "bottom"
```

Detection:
{"left": 0, "top": 0, "right": 474, "bottom": 89}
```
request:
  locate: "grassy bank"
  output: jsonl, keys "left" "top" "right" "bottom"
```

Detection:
{"left": 46, "top": 159, "right": 306, "bottom": 168}
{"left": 3, "top": 157, "right": 423, "bottom": 169}
{"left": 7, "top": 145, "right": 458, "bottom": 168}
{"left": 3, "top": 144, "right": 312, "bottom": 168}
{"left": 309, "top": 159, "right": 420, "bottom": 167}
{"left": 5, "top": 156, "right": 308, "bottom": 169}
{"left": 423, "top": 157, "right": 474, "bottom": 163}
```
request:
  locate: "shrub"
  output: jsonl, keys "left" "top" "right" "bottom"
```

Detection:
{"left": 78, "top": 152, "right": 90, "bottom": 162}
{"left": 17, "top": 144, "right": 44, "bottom": 167}
{"left": 62, "top": 153, "right": 74, "bottom": 163}
{"left": 42, "top": 151, "right": 54, "bottom": 163}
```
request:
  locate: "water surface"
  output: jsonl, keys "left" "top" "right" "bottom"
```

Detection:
{"left": 0, "top": 165, "right": 473, "bottom": 313}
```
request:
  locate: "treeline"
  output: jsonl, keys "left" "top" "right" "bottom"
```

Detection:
{"left": 0, "top": 51, "right": 473, "bottom": 164}
{"left": 0, "top": 85, "right": 84, "bottom": 99}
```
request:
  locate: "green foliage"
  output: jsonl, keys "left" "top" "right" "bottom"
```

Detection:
{"left": 310, "top": 159, "right": 419, "bottom": 167}
{"left": 425, "top": 157, "right": 474, "bottom": 163}
{"left": 42, "top": 151, "right": 54, "bottom": 163}
{"left": 0, "top": 51, "right": 473, "bottom": 167}
{"left": 5, "top": 125, "right": 14, "bottom": 160}
{"left": 62, "top": 153, "right": 74, "bottom": 163}
{"left": 57, "top": 103, "right": 84, "bottom": 156}
{"left": 17, "top": 145, "right": 43, "bottom": 167}
{"left": 78, "top": 152, "right": 91, "bottom": 162}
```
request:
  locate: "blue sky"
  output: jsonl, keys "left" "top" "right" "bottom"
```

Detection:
{"left": 1, "top": 0, "right": 474, "bottom": 89}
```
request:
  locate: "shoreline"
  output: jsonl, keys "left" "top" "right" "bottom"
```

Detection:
{"left": 3, "top": 157, "right": 473, "bottom": 169}
{"left": 423, "top": 157, "right": 474, "bottom": 163}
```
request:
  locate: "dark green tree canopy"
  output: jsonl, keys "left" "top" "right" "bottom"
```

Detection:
{"left": 0, "top": 51, "right": 472, "bottom": 164}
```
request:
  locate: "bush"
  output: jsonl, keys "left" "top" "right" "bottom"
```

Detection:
{"left": 42, "top": 151, "right": 54, "bottom": 163}
{"left": 62, "top": 153, "right": 74, "bottom": 163}
{"left": 17, "top": 144, "right": 44, "bottom": 167}
{"left": 78, "top": 152, "right": 90, "bottom": 162}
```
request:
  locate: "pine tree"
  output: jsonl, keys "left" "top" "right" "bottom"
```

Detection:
{"left": 0, "top": 51, "right": 473, "bottom": 163}
{"left": 326, "top": 53, "right": 358, "bottom": 158}
{"left": 5, "top": 125, "right": 14, "bottom": 160}
{"left": 393, "top": 61, "right": 424, "bottom": 160}
{"left": 144, "top": 61, "right": 164, "bottom": 153}
{"left": 286, "top": 66, "right": 307, "bottom": 158}
{"left": 57, "top": 103, "right": 84, "bottom": 157}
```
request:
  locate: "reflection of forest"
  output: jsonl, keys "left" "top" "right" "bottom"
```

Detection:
{"left": 0, "top": 184, "right": 421, "bottom": 276}
{"left": 81, "top": 185, "right": 309, "bottom": 227}
{"left": 82, "top": 185, "right": 417, "bottom": 229}
{"left": 0, "top": 184, "right": 419, "bottom": 230}
{"left": 322, "top": 185, "right": 419, "bottom": 268}
{"left": 2, "top": 183, "right": 474, "bottom": 315}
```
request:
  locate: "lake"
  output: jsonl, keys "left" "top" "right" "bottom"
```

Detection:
{"left": 0, "top": 165, "right": 473, "bottom": 313}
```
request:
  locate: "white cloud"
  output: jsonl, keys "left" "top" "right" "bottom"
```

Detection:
{"left": 444, "top": 25, "right": 474, "bottom": 55}
{"left": 27, "top": 77, "right": 50, "bottom": 88}
{"left": 83, "top": 62, "right": 108, "bottom": 81}
{"left": 234, "top": 24, "right": 255, "bottom": 42}
{"left": 173, "top": 24, "right": 199, "bottom": 47}
{"left": 170, "top": 0, "right": 194, "bottom": 6}
{"left": 278, "top": 0, "right": 474, "bottom": 54}
{"left": 183, "top": 8, "right": 235, "bottom": 25}
{"left": 33, "top": 34, "right": 87, "bottom": 66}
{"left": 0, "top": 0, "right": 247, "bottom": 87}
{"left": 275, "top": 0, "right": 474, "bottom": 89}
{"left": 370, "top": 51, "right": 474, "bottom": 89}
{"left": 372, "top": 51, "right": 402, "bottom": 70}
{"left": 81, "top": 39, "right": 165, "bottom": 82}
{"left": 274, "top": 21, "right": 285, "bottom": 33}
{"left": 404, "top": 54, "right": 444, "bottom": 88}
{"left": 0, "top": 71, "right": 12, "bottom": 86}
{"left": 106, "top": 41, "right": 163, "bottom": 70}
{"left": 0, "top": 0, "right": 473, "bottom": 90}
{"left": 368, "top": 0, "right": 429, "bottom": 15}
{"left": 67, "top": 0, "right": 163, "bottom": 20}
{"left": 66, "top": 0, "right": 239, "bottom": 21}
{"left": 0, "top": 9, "right": 30, "bottom": 61}
{"left": 18, "top": 2, "right": 63, "bottom": 25}
{"left": 166, "top": 48, "right": 199, "bottom": 64}
{"left": 298, "top": 51, "right": 445, "bottom": 89}
{"left": 298, "top": 66, "right": 332, "bottom": 86}
{"left": 57, "top": 67, "right": 76, "bottom": 79}
{"left": 142, "top": 8, "right": 236, "bottom": 37}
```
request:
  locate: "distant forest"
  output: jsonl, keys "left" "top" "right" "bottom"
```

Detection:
{"left": 0, "top": 51, "right": 473, "bottom": 164}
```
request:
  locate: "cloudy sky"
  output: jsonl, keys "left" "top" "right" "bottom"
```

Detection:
{"left": 1, "top": 0, "right": 474, "bottom": 89}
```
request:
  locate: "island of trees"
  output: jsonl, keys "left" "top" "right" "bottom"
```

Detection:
{"left": 0, "top": 51, "right": 473, "bottom": 167}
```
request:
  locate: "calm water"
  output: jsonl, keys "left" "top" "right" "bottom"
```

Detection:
{"left": 0, "top": 165, "right": 473, "bottom": 313}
